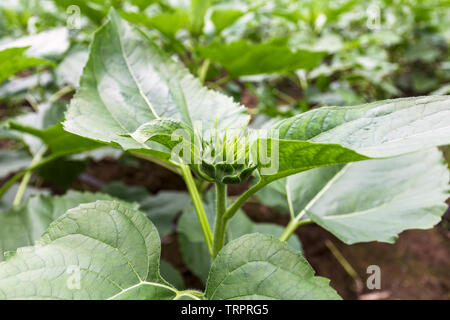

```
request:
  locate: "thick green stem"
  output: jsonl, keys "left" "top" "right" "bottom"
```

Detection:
{"left": 212, "top": 183, "right": 227, "bottom": 258}
{"left": 180, "top": 164, "right": 213, "bottom": 256}
{"left": 13, "top": 146, "right": 47, "bottom": 206}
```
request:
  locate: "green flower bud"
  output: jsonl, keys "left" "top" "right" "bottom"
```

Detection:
{"left": 191, "top": 123, "right": 256, "bottom": 184}
{"left": 197, "top": 160, "right": 257, "bottom": 184}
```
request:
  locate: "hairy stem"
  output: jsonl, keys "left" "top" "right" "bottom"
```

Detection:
{"left": 180, "top": 164, "right": 213, "bottom": 256}
{"left": 212, "top": 183, "right": 227, "bottom": 258}
{"left": 13, "top": 146, "right": 47, "bottom": 206}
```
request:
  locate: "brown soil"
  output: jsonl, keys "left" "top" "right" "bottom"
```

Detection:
{"left": 74, "top": 157, "right": 186, "bottom": 194}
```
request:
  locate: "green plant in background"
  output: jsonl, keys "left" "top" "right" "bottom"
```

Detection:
{"left": 0, "top": 9, "right": 448, "bottom": 300}
{"left": 1, "top": 0, "right": 449, "bottom": 107}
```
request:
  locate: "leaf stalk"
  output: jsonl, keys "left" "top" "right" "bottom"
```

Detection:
{"left": 279, "top": 219, "right": 312, "bottom": 242}
{"left": 13, "top": 146, "right": 47, "bottom": 206}
{"left": 180, "top": 164, "right": 213, "bottom": 256}
{"left": 212, "top": 182, "right": 227, "bottom": 258}
{"left": 0, "top": 153, "right": 58, "bottom": 199}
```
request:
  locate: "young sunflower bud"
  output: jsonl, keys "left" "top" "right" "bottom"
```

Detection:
{"left": 198, "top": 161, "right": 257, "bottom": 184}
{"left": 192, "top": 123, "right": 257, "bottom": 184}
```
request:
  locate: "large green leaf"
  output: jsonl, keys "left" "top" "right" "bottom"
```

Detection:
{"left": 177, "top": 192, "right": 301, "bottom": 283}
{"left": 0, "top": 201, "right": 197, "bottom": 300}
{"left": 258, "top": 149, "right": 449, "bottom": 244}
{"left": 197, "top": 39, "right": 326, "bottom": 77}
{"left": 205, "top": 233, "right": 340, "bottom": 300}
{"left": 271, "top": 96, "right": 450, "bottom": 157}
{"left": 0, "top": 191, "right": 127, "bottom": 261}
{"left": 254, "top": 138, "right": 369, "bottom": 183}
{"left": 0, "top": 47, "right": 52, "bottom": 84}
{"left": 63, "top": 9, "right": 249, "bottom": 160}
{"left": 257, "top": 96, "right": 450, "bottom": 181}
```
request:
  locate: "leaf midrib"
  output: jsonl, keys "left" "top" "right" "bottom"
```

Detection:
{"left": 91, "top": 40, "right": 151, "bottom": 150}
{"left": 112, "top": 16, "right": 160, "bottom": 120}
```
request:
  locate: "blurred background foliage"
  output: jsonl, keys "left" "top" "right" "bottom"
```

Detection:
{"left": 0, "top": 0, "right": 449, "bottom": 113}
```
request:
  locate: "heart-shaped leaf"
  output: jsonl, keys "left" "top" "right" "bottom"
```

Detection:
{"left": 258, "top": 149, "right": 449, "bottom": 244}
{"left": 0, "top": 191, "right": 128, "bottom": 261}
{"left": 205, "top": 233, "right": 340, "bottom": 300}
{"left": 272, "top": 96, "right": 450, "bottom": 157}
{"left": 257, "top": 96, "right": 450, "bottom": 181}
{"left": 0, "top": 201, "right": 199, "bottom": 300}
{"left": 63, "top": 9, "right": 249, "bottom": 161}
